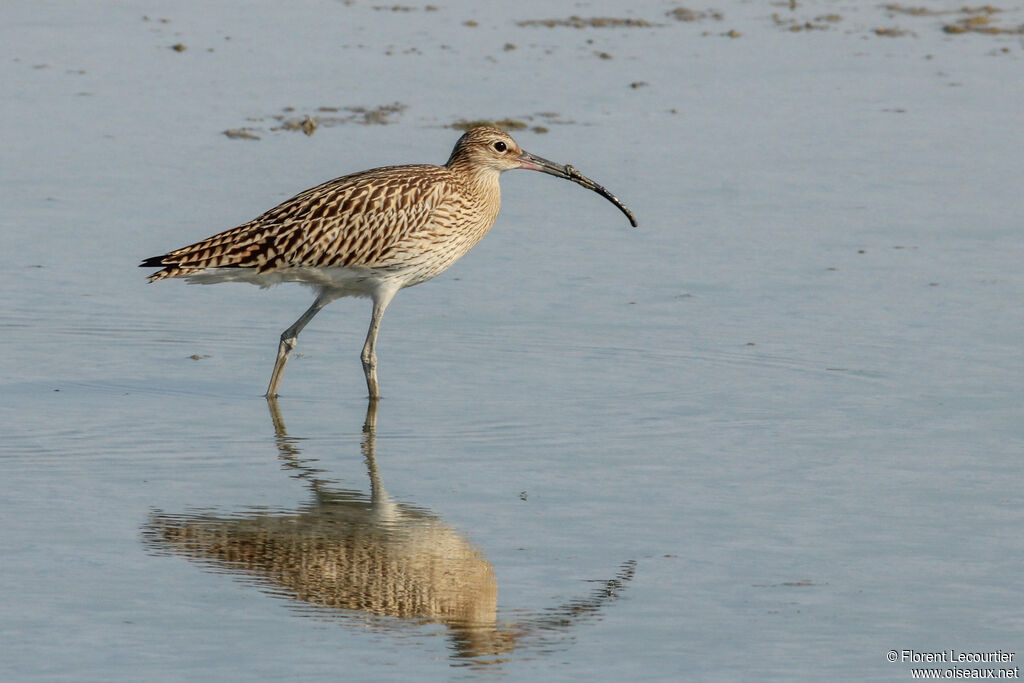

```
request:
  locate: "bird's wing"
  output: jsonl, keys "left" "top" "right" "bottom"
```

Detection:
{"left": 143, "top": 165, "right": 450, "bottom": 280}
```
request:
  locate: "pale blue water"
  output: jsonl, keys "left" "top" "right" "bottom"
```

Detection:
{"left": 2, "top": 1, "right": 1022, "bottom": 680}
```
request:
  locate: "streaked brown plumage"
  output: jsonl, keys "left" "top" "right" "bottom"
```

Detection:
{"left": 142, "top": 126, "right": 636, "bottom": 398}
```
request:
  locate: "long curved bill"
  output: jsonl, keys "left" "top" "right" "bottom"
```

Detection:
{"left": 518, "top": 151, "right": 638, "bottom": 227}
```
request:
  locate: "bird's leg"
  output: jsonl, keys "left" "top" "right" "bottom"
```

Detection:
{"left": 266, "top": 296, "right": 328, "bottom": 398}
{"left": 361, "top": 302, "right": 385, "bottom": 400}
{"left": 361, "top": 289, "right": 396, "bottom": 400}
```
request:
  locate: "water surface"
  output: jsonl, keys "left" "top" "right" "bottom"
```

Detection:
{"left": 2, "top": 1, "right": 1022, "bottom": 680}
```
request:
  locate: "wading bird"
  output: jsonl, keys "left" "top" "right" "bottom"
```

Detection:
{"left": 142, "top": 127, "right": 636, "bottom": 398}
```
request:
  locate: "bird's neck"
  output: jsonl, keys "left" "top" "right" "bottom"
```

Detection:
{"left": 449, "top": 164, "right": 503, "bottom": 219}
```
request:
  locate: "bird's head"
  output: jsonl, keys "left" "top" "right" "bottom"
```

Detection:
{"left": 445, "top": 126, "right": 529, "bottom": 174}
{"left": 445, "top": 126, "right": 637, "bottom": 227}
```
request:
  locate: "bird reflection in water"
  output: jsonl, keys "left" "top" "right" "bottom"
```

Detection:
{"left": 143, "top": 398, "right": 636, "bottom": 665}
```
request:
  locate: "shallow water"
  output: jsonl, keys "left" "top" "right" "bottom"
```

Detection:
{"left": 2, "top": 1, "right": 1022, "bottom": 680}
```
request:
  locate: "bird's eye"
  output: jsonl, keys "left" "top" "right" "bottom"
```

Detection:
{"left": 493, "top": 141, "right": 507, "bottom": 153}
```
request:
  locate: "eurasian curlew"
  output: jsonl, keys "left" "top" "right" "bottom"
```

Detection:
{"left": 142, "top": 127, "right": 636, "bottom": 398}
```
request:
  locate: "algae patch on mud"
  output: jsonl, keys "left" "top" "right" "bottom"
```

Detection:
{"left": 882, "top": 4, "right": 1023, "bottom": 35}
{"left": 516, "top": 16, "right": 657, "bottom": 29}
{"left": 223, "top": 103, "right": 407, "bottom": 140}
